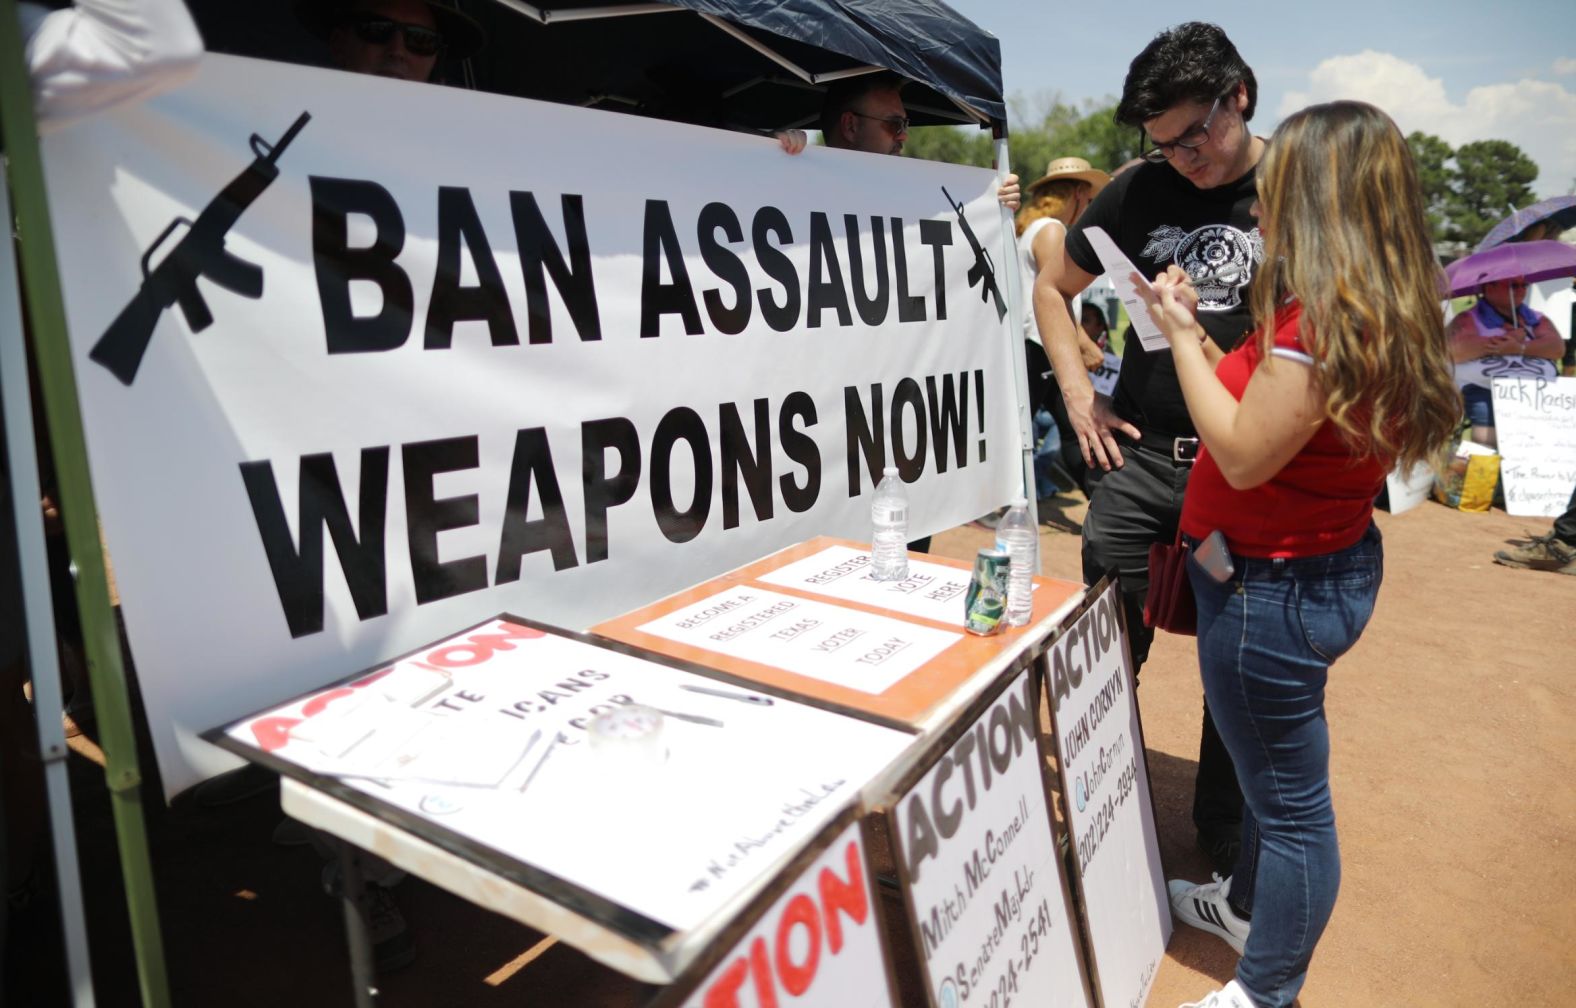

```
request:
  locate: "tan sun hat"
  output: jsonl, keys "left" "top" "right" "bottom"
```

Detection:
{"left": 1028, "top": 156, "right": 1112, "bottom": 194}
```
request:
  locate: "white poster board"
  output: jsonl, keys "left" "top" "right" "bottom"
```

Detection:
{"left": 887, "top": 668, "right": 1092, "bottom": 1008}
{"left": 1045, "top": 580, "right": 1169, "bottom": 1008}
{"left": 757, "top": 543, "right": 973, "bottom": 624}
{"left": 1494, "top": 376, "right": 1576, "bottom": 517}
{"left": 40, "top": 54, "right": 1023, "bottom": 796}
{"left": 1383, "top": 459, "right": 1435, "bottom": 515}
{"left": 215, "top": 617, "right": 913, "bottom": 938}
{"left": 634, "top": 585, "right": 963, "bottom": 694}
{"left": 660, "top": 814, "right": 898, "bottom": 1008}
{"left": 1088, "top": 350, "right": 1122, "bottom": 398}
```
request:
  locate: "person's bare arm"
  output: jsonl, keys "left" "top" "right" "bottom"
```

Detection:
{"left": 1035, "top": 234, "right": 1139, "bottom": 470}
{"left": 1075, "top": 326, "right": 1104, "bottom": 371}
{"left": 1522, "top": 315, "right": 1565, "bottom": 359}
{"left": 1142, "top": 267, "right": 1322, "bottom": 489}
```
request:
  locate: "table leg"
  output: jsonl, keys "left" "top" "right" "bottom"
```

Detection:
{"left": 337, "top": 841, "right": 379, "bottom": 1007}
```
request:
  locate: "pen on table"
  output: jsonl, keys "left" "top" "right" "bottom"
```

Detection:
{"left": 678, "top": 683, "right": 774, "bottom": 706}
{"left": 516, "top": 732, "right": 559, "bottom": 793}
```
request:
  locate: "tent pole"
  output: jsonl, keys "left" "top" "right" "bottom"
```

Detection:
{"left": 0, "top": 2, "right": 170, "bottom": 1004}
{"left": 0, "top": 164, "right": 96, "bottom": 1006}
{"left": 993, "top": 130, "right": 1041, "bottom": 571}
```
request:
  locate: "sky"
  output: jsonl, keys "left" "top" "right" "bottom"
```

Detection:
{"left": 940, "top": 0, "right": 1576, "bottom": 199}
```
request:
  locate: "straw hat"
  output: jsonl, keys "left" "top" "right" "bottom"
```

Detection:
{"left": 296, "top": 1, "right": 486, "bottom": 59}
{"left": 1028, "top": 157, "right": 1112, "bottom": 194}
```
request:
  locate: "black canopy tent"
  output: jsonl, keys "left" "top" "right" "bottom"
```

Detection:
{"left": 198, "top": 0, "right": 1006, "bottom": 133}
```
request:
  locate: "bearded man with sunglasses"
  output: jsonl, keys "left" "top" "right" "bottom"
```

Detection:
{"left": 1038, "top": 22, "right": 1263, "bottom": 875}
{"left": 303, "top": 0, "right": 484, "bottom": 83}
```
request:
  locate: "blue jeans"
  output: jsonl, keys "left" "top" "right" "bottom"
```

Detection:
{"left": 1032, "top": 409, "right": 1064, "bottom": 498}
{"left": 1187, "top": 524, "right": 1383, "bottom": 1008}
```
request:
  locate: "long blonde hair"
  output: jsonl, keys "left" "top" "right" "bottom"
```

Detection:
{"left": 1016, "top": 179, "right": 1087, "bottom": 236}
{"left": 1251, "top": 101, "right": 1460, "bottom": 470}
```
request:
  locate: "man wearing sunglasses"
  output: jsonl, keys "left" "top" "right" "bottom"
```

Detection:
{"left": 819, "top": 72, "right": 912, "bottom": 156}
{"left": 1036, "top": 22, "right": 1264, "bottom": 878}
{"left": 303, "top": 0, "right": 484, "bottom": 83}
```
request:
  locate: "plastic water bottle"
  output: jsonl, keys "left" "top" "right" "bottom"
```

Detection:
{"left": 996, "top": 497, "right": 1035, "bottom": 625}
{"left": 870, "top": 467, "right": 909, "bottom": 581}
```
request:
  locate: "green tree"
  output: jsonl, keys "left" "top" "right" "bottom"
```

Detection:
{"left": 1447, "top": 139, "right": 1539, "bottom": 247}
{"left": 902, "top": 94, "right": 1139, "bottom": 185}
{"left": 1406, "top": 131, "right": 1454, "bottom": 239}
{"left": 1041, "top": 100, "right": 1141, "bottom": 177}
{"left": 901, "top": 124, "right": 993, "bottom": 168}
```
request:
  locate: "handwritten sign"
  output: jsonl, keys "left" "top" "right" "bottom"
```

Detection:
{"left": 1494, "top": 376, "right": 1576, "bottom": 518}
{"left": 887, "top": 669, "right": 1092, "bottom": 1008}
{"left": 661, "top": 816, "right": 897, "bottom": 1008}
{"left": 757, "top": 544, "right": 972, "bottom": 625}
{"left": 635, "top": 586, "right": 962, "bottom": 694}
{"left": 1045, "top": 581, "right": 1168, "bottom": 1008}
{"left": 215, "top": 617, "right": 912, "bottom": 934}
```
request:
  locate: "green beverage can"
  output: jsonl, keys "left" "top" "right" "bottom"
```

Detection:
{"left": 965, "top": 547, "right": 1010, "bottom": 635}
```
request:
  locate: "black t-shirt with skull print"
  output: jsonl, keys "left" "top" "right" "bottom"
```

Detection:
{"left": 1065, "top": 158, "right": 1263, "bottom": 439}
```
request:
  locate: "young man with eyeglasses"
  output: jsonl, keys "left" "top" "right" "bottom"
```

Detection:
{"left": 1036, "top": 22, "right": 1263, "bottom": 877}
{"left": 302, "top": 0, "right": 484, "bottom": 83}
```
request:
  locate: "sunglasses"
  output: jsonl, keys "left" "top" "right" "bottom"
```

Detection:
{"left": 345, "top": 14, "right": 446, "bottom": 57}
{"left": 1141, "top": 95, "right": 1224, "bottom": 164}
{"left": 850, "top": 111, "right": 910, "bottom": 136}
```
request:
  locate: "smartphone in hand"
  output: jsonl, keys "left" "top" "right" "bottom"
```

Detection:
{"left": 1193, "top": 529, "right": 1235, "bottom": 583}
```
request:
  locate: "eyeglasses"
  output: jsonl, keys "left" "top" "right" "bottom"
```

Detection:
{"left": 850, "top": 111, "right": 910, "bottom": 136}
{"left": 345, "top": 14, "right": 446, "bottom": 57}
{"left": 1507, "top": 280, "right": 1529, "bottom": 289}
{"left": 1141, "top": 96, "right": 1223, "bottom": 164}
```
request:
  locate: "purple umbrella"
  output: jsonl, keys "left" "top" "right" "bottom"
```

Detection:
{"left": 1475, "top": 195, "right": 1576, "bottom": 252}
{"left": 1445, "top": 239, "right": 1576, "bottom": 296}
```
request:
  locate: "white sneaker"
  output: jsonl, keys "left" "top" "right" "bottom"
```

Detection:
{"left": 1168, "top": 873, "right": 1251, "bottom": 954}
{"left": 1179, "top": 978, "right": 1256, "bottom": 1007}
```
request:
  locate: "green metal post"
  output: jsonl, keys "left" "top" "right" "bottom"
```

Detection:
{"left": 0, "top": 2, "right": 171, "bottom": 1004}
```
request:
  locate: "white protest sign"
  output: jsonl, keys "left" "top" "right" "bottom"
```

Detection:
{"left": 664, "top": 816, "right": 896, "bottom": 1008}
{"left": 40, "top": 54, "right": 1022, "bottom": 796}
{"left": 635, "top": 586, "right": 962, "bottom": 693}
{"left": 1044, "top": 582, "right": 1168, "bottom": 1008}
{"left": 1084, "top": 228, "right": 1167, "bottom": 352}
{"left": 1493, "top": 376, "right": 1576, "bottom": 517}
{"left": 1089, "top": 350, "right": 1122, "bottom": 398}
{"left": 888, "top": 669, "right": 1091, "bottom": 1008}
{"left": 757, "top": 544, "right": 971, "bottom": 624}
{"left": 221, "top": 618, "right": 912, "bottom": 933}
{"left": 1383, "top": 459, "right": 1435, "bottom": 515}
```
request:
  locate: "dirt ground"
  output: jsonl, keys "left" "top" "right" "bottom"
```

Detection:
{"left": 6, "top": 494, "right": 1574, "bottom": 1007}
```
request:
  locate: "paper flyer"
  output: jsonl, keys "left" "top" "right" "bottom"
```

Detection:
{"left": 756, "top": 545, "right": 974, "bottom": 626}
{"left": 635, "top": 586, "right": 963, "bottom": 695}
{"left": 1084, "top": 226, "right": 1169, "bottom": 352}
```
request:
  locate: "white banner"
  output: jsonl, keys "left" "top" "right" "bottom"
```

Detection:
{"left": 1494, "top": 376, "right": 1576, "bottom": 517}
{"left": 890, "top": 669, "right": 1090, "bottom": 1008}
{"left": 1045, "top": 583, "right": 1169, "bottom": 1008}
{"left": 39, "top": 55, "right": 1021, "bottom": 796}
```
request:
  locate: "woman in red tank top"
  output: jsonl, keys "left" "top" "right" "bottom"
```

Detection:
{"left": 1135, "top": 102, "right": 1460, "bottom": 1008}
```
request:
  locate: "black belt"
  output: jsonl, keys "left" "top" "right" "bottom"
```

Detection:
{"left": 1118, "top": 429, "right": 1200, "bottom": 465}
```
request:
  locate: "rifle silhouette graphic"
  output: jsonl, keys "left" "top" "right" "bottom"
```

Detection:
{"left": 90, "top": 111, "right": 312, "bottom": 385}
{"left": 941, "top": 185, "right": 1006, "bottom": 322}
